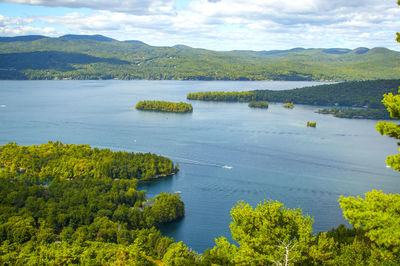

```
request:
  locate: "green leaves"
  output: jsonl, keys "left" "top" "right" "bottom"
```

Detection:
{"left": 205, "top": 200, "right": 314, "bottom": 265}
{"left": 162, "top": 242, "right": 199, "bottom": 266}
{"left": 0, "top": 141, "right": 177, "bottom": 181}
{"left": 339, "top": 190, "right": 400, "bottom": 261}
{"left": 187, "top": 91, "right": 254, "bottom": 102}
{"left": 376, "top": 88, "right": 400, "bottom": 170}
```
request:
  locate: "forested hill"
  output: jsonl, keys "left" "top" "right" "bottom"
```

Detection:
{"left": 1, "top": 34, "right": 400, "bottom": 81}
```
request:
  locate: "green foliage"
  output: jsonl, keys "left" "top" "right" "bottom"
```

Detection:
{"left": 1, "top": 36, "right": 400, "bottom": 81}
{"left": 187, "top": 91, "right": 254, "bottom": 102}
{"left": 339, "top": 190, "right": 400, "bottom": 262}
{"left": 0, "top": 238, "right": 161, "bottom": 265}
{"left": 187, "top": 80, "right": 400, "bottom": 109}
{"left": 0, "top": 142, "right": 192, "bottom": 264}
{"left": 202, "top": 192, "right": 400, "bottom": 265}
{"left": 143, "top": 192, "right": 185, "bottom": 227}
{"left": 283, "top": 102, "right": 295, "bottom": 109}
{"left": 203, "top": 200, "right": 314, "bottom": 265}
{"left": 136, "top": 100, "right": 193, "bottom": 113}
{"left": 317, "top": 107, "right": 391, "bottom": 120}
{"left": 0, "top": 170, "right": 184, "bottom": 236}
{"left": 0, "top": 141, "right": 177, "bottom": 181}
{"left": 374, "top": 8, "right": 400, "bottom": 171}
{"left": 248, "top": 101, "right": 269, "bottom": 108}
{"left": 376, "top": 88, "right": 400, "bottom": 170}
{"left": 202, "top": 237, "right": 238, "bottom": 266}
{"left": 307, "top": 121, "right": 317, "bottom": 127}
{"left": 162, "top": 242, "right": 199, "bottom": 265}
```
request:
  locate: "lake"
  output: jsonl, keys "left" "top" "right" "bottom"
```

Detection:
{"left": 0, "top": 80, "right": 399, "bottom": 253}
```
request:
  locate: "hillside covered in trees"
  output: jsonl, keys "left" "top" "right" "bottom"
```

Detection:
{"left": 187, "top": 79, "right": 400, "bottom": 119}
{"left": 1, "top": 35, "right": 400, "bottom": 81}
{"left": 0, "top": 142, "right": 190, "bottom": 264}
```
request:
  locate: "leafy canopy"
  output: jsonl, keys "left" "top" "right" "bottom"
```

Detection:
{"left": 376, "top": 4, "right": 400, "bottom": 170}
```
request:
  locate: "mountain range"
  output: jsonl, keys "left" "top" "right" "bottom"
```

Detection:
{"left": 0, "top": 34, "right": 399, "bottom": 81}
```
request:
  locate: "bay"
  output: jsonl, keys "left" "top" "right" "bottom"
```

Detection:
{"left": 0, "top": 80, "right": 399, "bottom": 253}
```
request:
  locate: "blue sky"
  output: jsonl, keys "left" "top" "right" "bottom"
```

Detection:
{"left": 0, "top": 0, "right": 399, "bottom": 51}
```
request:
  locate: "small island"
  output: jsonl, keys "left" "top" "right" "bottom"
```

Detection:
{"left": 248, "top": 101, "right": 269, "bottom": 109}
{"left": 136, "top": 100, "right": 193, "bottom": 113}
{"left": 283, "top": 102, "right": 294, "bottom": 109}
{"left": 307, "top": 121, "right": 317, "bottom": 127}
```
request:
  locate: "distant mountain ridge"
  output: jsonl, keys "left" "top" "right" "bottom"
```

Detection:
{"left": 0, "top": 35, "right": 49, "bottom": 42}
{"left": 58, "top": 34, "right": 116, "bottom": 42}
{"left": 0, "top": 34, "right": 399, "bottom": 81}
{"left": 0, "top": 34, "right": 144, "bottom": 44}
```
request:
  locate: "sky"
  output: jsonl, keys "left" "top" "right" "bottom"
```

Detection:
{"left": 0, "top": 0, "right": 399, "bottom": 51}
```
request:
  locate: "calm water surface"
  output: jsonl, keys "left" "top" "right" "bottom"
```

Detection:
{"left": 0, "top": 80, "right": 399, "bottom": 252}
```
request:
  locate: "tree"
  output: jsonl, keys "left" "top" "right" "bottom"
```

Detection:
{"left": 162, "top": 242, "right": 198, "bottom": 265}
{"left": 339, "top": 190, "right": 400, "bottom": 263}
{"left": 376, "top": 1, "right": 400, "bottom": 170}
{"left": 376, "top": 90, "right": 400, "bottom": 170}
{"left": 203, "top": 200, "right": 314, "bottom": 265}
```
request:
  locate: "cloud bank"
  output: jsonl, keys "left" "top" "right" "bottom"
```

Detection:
{"left": 0, "top": 0, "right": 399, "bottom": 51}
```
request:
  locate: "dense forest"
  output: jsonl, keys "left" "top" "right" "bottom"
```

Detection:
{"left": 136, "top": 101, "right": 193, "bottom": 113}
{"left": 0, "top": 142, "right": 178, "bottom": 180}
{"left": 1, "top": 35, "right": 400, "bottom": 81}
{"left": 187, "top": 79, "right": 400, "bottom": 119}
{"left": 1, "top": 159, "right": 398, "bottom": 265}
{"left": 0, "top": 142, "right": 190, "bottom": 264}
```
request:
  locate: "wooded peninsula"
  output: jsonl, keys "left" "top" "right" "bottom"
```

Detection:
{"left": 0, "top": 142, "right": 398, "bottom": 264}
{"left": 187, "top": 79, "right": 400, "bottom": 119}
{"left": 0, "top": 142, "right": 186, "bottom": 264}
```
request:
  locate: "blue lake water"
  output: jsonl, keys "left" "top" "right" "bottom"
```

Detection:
{"left": 0, "top": 80, "right": 399, "bottom": 253}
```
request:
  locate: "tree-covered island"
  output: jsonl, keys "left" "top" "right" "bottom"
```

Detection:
{"left": 283, "top": 102, "right": 295, "bottom": 109}
{"left": 248, "top": 101, "right": 269, "bottom": 108}
{"left": 136, "top": 100, "right": 193, "bottom": 113}
{"left": 307, "top": 121, "right": 317, "bottom": 127}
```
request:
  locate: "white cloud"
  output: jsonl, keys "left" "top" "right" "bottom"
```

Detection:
{"left": 0, "top": 0, "right": 399, "bottom": 50}
{"left": 0, "top": 0, "right": 175, "bottom": 14}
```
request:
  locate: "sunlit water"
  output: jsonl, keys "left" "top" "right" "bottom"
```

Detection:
{"left": 0, "top": 80, "right": 399, "bottom": 252}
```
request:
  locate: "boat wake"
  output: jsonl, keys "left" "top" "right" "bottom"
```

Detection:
{"left": 169, "top": 155, "right": 232, "bottom": 169}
